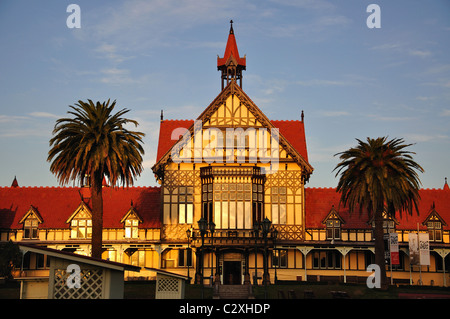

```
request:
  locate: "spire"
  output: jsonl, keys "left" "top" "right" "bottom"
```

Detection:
{"left": 444, "top": 177, "right": 449, "bottom": 191}
{"left": 11, "top": 176, "right": 18, "bottom": 188}
{"left": 217, "top": 20, "right": 246, "bottom": 90}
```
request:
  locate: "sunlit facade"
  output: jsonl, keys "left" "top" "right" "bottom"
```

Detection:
{"left": 1, "top": 23, "right": 450, "bottom": 287}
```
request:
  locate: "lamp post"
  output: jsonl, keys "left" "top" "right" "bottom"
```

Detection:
{"left": 198, "top": 218, "right": 207, "bottom": 299}
{"left": 208, "top": 221, "right": 215, "bottom": 286}
{"left": 253, "top": 222, "right": 260, "bottom": 285}
{"left": 261, "top": 217, "right": 272, "bottom": 298}
{"left": 272, "top": 228, "right": 278, "bottom": 284}
{"left": 186, "top": 227, "right": 192, "bottom": 284}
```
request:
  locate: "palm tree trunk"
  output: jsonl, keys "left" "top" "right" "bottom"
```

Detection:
{"left": 374, "top": 209, "right": 388, "bottom": 289}
{"left": 90, "top": 171, "right": 103, "bottom": 259}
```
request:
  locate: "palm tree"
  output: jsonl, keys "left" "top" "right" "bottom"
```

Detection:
{"left": 334, "top": 137, "right": 423, "bottom": 289}
{"left": 48, "top": 99, "right": 145, "bottom": 259}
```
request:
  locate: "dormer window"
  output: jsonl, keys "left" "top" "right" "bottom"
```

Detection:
{"left": 121, "top": 205, "right": 143, "bottom": 239}
{"left": 71, "top": 218, "right": 92, "bottom": 239}
{"left": 326, "top": 219, "right": 341, "bottom": 240}
{"left": 371, "top": 211, "right": 397, "bottom": 234}
{"left": 66, "top": 202, "right": 92, "bottom": 239}
{"left": 19, "top": 206, "right": 43, "bottom": 240}
{"left": 323, "top": 206, "right": 344, "bottom": 241}
{"left": 423, "top": 205, "right": 446, "bottom": 242}
{"left": 427, "top": 221, "right": 442, "bottom": 242}
{"left": 24, "top": 218, "right": 39, "bottom": 239}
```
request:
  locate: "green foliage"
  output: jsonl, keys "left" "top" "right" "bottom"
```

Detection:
{"left": 334, "top": 137, "right": 424, "bottom": 218}
{"left": 0, "top": 241, "right": 22, "bottom": 280}
{"left": 47, "top": 99, "right": 145, "bottom": 187}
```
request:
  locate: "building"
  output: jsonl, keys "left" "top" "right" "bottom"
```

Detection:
{"left": 1, "top": 22, "right": 450, "bottom": 287}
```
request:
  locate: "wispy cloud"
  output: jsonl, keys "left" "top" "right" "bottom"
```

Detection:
{"left": 409, "top": 49, "right": 432, "bottom": 58}
{"left": 28, "top": 112, "right": 60, "bottom": 119}
{"left": 319, "top": 111, "right": 350, "bottom": 117}
{"left": 441, "top": 109, "right": 450, "bottom": 117}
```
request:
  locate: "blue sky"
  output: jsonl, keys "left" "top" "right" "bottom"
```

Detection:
{"left": 0, "top": 0, "right": 449, "bottom": 189}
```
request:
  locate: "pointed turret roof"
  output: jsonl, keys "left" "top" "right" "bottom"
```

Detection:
{"left": 217, "top": 20, "right": 246, "bottom": 68}
{"left": 11, "top": 176, "right": 18, "bottom": 188}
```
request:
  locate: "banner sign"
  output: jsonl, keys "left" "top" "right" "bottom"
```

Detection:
{"left": 418, "top": 233, "right": 430, "bottom": 266}
{"left": 389, "top": 233, "right": 399, "bottom": 265}
{"left": 409, "top": 233, "right": 420, "bottom": 265}
{"left": 409, "top": 233, "right": 430, "bottom": 266}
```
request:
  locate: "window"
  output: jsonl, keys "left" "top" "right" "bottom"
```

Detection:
{"left": 70, "top": 218, "right": 92, "bottom": 239}
{"left": 23, "top": 218, "right": 39, "bottom": 239}
{"left": 125, "top": 219, "right": 139, "bottom": 238}
{"left": 178, "top": 186, "right": 194, "bottom": 224}
{"left": 163, "top": 186, "right": 194, "bottom": 225}
{"left": 178, "top": 249, "right": 192, "bottom": 267}
{"left": 326, "top": 219, "right": 341, "bottom": 240}
{"left": 371, "top": 212, "right": 396, "bottom": 235}
{"left": 312, "top": 250, "right": 341, "bottom": 269}
{"left": 271, "top": 187, "right": 286, "bottom": 224}
{"left": 427, "top": 221, "right": 442, "bottom": 242}
{"left": 252, "top": 182, "right": 264, "bottom": 224}
{"left": 272, "top": 249, "right": 287, "bottom": 268}
{"left": 213, "top": 182, "right": 252, "bottom": 229}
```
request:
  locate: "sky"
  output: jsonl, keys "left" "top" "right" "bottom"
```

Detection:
{"left": 0, "top": 0, "right": 449, "bottom": 190}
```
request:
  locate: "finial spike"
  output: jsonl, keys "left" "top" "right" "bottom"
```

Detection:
{"left": 160, "top": 110, "right": 164, "bottom": 122}
{"left": 301, "top": 110, "right": 304, "bottom": 122}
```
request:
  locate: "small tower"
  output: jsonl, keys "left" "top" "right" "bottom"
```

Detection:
{"left": 217, "top": 20, "right": 246, "bottom": 90}
{"left": 11, "top": 176, "right": 18, "bottom": 188}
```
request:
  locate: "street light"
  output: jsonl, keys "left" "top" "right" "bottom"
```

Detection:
{"left": 186, "top": 227, "right": 192, "bottom": 284}
{"left": 261, "top": 217, "right": 272, "bottom": 298}
{"left": 272, "top": 228, "right": 278, "bottom": 284}
{"left": 253, "top": 222, "right": 260, "bottom": 285}
{"left": 198, "top": 218, "right": 207, "bottom": 298}
{"left": 208, "top": 221, "right": 216, "bottom": 286}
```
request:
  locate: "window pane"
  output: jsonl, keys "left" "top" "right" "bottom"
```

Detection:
{"left": 222, "top": 202, "right": 228, "bottom": 229}
{"left": 179, "top": 204, "right": 186, "bottom": 224}
{"left": 272, "top": 205, "right": 279, "bottom": 224}
{"left": 229, "top": 202, "right": 236, "bottom": 229}
{"left": 237, "top": 202, "right": 244, "bottom": 229}
{"left": 214, "top": 202, "right": 221, "bottom": 228}
{"left": 244, "top": 202, "right": 251, "bottom": 229}
{"left": 279, "top": 204, "right": 286, "bottom": 224}
{"left": 186, "top": 204, "right": 193, "bottom": 224}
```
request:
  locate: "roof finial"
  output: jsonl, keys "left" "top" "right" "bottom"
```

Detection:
{"left": 11, "top": 176, "right": 18, "bottom": 188}
{"left": 229, "top": 19, "right": 234, "bottom": 34}
{"left": 444, "top": 177, "right": 449, "bottom": 191}
{"left": 301, "top": 110, "right": 304, "bottom": 122}
{"left": 160, "top": 110, "right": 164, "bottom": 122}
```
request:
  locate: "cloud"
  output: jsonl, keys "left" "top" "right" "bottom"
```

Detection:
{"left": 441, "top": 109, "right": 450, "bottom": 117}
{"left": 409, "top": 49, "right": 432, "bottom": 58}
{"left": 28, "top": 112, "right": 60, "bottom": 119}
{"left": 320, "top": 111, "right": 350, "bottom": 117}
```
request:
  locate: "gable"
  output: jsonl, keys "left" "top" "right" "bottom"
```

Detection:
{"left": 19, "top": 206, "right": 44, "bottom": 224}
{"left": 153, "top": 80, "right": 312, "bottom": 176}
{"left": 66, "top": 202, "right": 92, "bottom": 224}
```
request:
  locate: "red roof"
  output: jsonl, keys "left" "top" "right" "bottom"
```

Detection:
{"left": 305, "top": 186, "right": 450, "bottom": 231}
{"left": 155, "top": 119, "right": 309, "bottom": 164}
{"left": 217, "top": 22, "right": 246, "bottom": 68}
{"left": 0, "top": 186, "right": 161, "bottom": 229}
